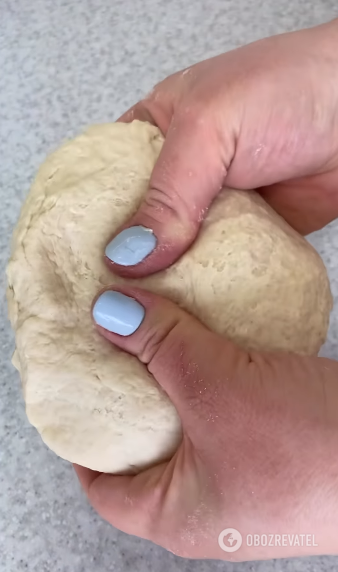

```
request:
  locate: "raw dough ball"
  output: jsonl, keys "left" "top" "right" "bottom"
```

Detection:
{"left": 7, "top": 121, "right": 332, "bottom": 474}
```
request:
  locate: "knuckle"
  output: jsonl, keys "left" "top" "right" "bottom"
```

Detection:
{"left": 139, "top": 186, "right": 198, "bottom": 242}
{"left": 139, "top": 312, "right": 181, "bottom": 367}
{"left": 143, "top": 187, "right": 177, "bottom": 218}
{"left": 145, "top": 323, "right": 185, "bottom": 375}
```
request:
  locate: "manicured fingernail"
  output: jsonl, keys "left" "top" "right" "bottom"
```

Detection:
{"left": 105, "top": 225, "right": 156, "bottom": 266}
{"left": 93, "top": 291, "right": 145, "bottom": 336}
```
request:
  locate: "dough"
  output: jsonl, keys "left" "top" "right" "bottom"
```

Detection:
{"left": 7, "top": 120, "right": 332, "bottom": 474}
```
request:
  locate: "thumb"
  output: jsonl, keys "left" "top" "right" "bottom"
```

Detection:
{"left": 92, "top": 286, "right": 249, "bottom": 435}
{"left": 105, "top": 117, "right": 229, "bottom": 278}
{"left": 80, "top": 287, "right": 249, "bottom": 541}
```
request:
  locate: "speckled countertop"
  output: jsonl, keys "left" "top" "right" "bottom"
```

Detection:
{"left": 1, "top": 1, "right": 338, "bottom": 571}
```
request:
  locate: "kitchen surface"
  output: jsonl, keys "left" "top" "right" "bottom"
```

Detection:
{"left": 1, "top": 1, "right": 338, "bottom": 571}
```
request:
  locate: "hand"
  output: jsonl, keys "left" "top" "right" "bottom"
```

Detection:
{"left": 75, "top": 20, "right": 338, "bottom": 561}
{"left": 76, "top": 287, "right": 338, "bottom": 560}
{"left": 104, "top": 18, "right": 338, "bottom": 278}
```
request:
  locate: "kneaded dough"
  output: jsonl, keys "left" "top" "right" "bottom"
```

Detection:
{"left": 7, "top": 120, "right": 332, "bottom": 473}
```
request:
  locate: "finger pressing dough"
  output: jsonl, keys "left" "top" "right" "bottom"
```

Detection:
{"left": 7, "top": 120, "right": 332, "bottom": 473}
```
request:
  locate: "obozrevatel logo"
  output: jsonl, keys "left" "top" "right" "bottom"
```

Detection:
{"left": 218, "top": 528, "right": 243, "bottom": 553}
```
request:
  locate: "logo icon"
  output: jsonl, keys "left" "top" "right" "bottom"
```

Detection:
{"left": 218, "top": 528, "right": 243, "bottom": 553}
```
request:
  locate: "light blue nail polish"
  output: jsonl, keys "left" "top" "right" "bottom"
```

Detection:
{"left": 105, "top": 225, "right": 157, "bottom": 266}
{"left": 93, "top": 291, "right": 145, "bottom": 336}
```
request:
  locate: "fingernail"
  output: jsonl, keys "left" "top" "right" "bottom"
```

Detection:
{"left": 93, "top": 291, "right": 145, "bottom": 336}
{"left": 105, "top": 225, "right": 156, "bottom": 266}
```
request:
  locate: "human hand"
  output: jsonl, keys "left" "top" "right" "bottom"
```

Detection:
{"left": 103, "top": 18, "right": 338, "bottom": 277}
{"left": 76, "top": 286, "right": 338, "bottom": 560}
{"left": 75, "top": 20, "right": 338, "bottom": 561}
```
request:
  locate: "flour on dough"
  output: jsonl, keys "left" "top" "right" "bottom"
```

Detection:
{"left": 7, "top": 121, "right": 332, "bottom": 473}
